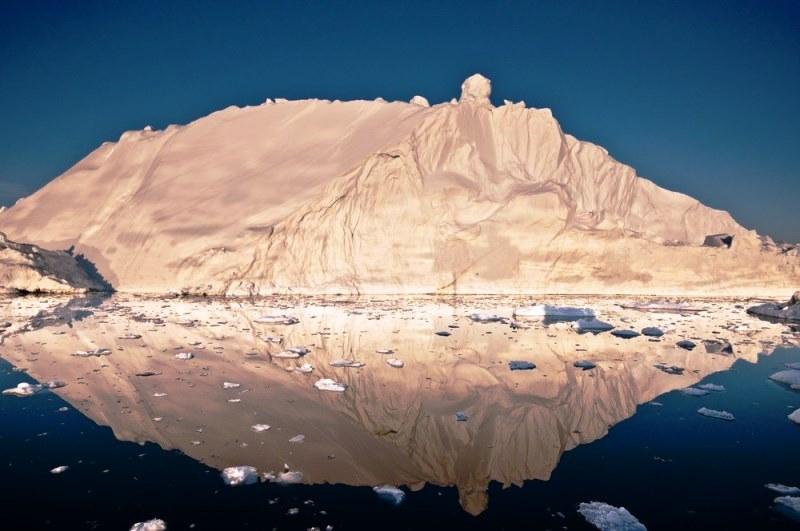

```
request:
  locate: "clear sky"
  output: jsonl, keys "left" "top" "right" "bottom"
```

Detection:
{"left": 1, "top": 0, "right": 798, "bottom": 241}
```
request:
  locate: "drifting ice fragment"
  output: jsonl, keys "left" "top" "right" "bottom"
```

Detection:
{"left": 2, "top": 382, "right": 43, "bottom": 397}
{"left": 254, "top": 315, "right": 299, "bottom": 325}
{"left": 774, "top": 496, "right": 800, "bottom": 519}
{"left": 175, "top": 352, "right": 194, "bottom": 360}
{"left": 295, "top": 363, "right": 314, "bottom": 373}
{"left": 676, "top": 340, "right": 696, "bottom": 351}
{"left": 330, "top": 359, "right": 365, "bottom": 368}
{"left": 251, "top": 424, "right": 271, "bottom": 433}
{"left": 469, "top": 313, "right": 504, "bottom": 323}
{"left": 129, "top": 519, "right": 167, "bottom": 531}
{"left": 373, "top": 485, "right": 406, "bottom": 505}
{"left": 572, "top": 318, "right": 614, "bottom": 333}
{"left": 376, "top": 349, "right": 394, "bottom": 355}
{"left": 221, "top": 466, "right": 259, "bottom": 486}
{"left": 266, "top": 464, "right": 303, "bottom": 484}
{"left": 786, "top": 362, "right": 800, "bottom": 370}
{"left": 681, "top": 387, "right": 709, "bottom": 397}
{"left": 766, "top": 484, "right": 800, "bottom": 495}
{"left": 50, "top": 465, "right": 69, "bottom": 474}
{"left": 289, "top": 434, "right": 305, "bottom": 443}
{"left": 386, "top": 358, "right": 404, "bottom": 368}
{"left": 574, "top": 360, "right": 597, "bottom": 371}
{"left": 697, "top": 407, "right": 735, "bottom": 421}
{"left": 223, "top": 382, "right": 241, "bottom": 389}
{"left": 509, "top": 360, "right": 536, "bottom": 371}
{"left": 73, "top": 348, "right": 111, "bottom": 357}
{"left": 577, "top": 501, "right": 647, "bottom": 531}
{"left": 455, "top": 411, "right": 468, "bottom": 422}
{"left": 611, "top": 329, "right": 641, "bottom": 339}
{"left": 769, "top": 370, "right": 800, "bottom": 387}
{"left": 789, "top": 409, "right": 800, "bottom": 425}
{"left": 697, "top": 383, "right": 725, "bottom": 392}
{"left": 314, "top": 378, "right": 347, "bottom": 392}
{"left": 513, "top": 305, "right": 594, "bottom": 319}
{"left": 641, "top": 327, "right": 664, "bottom": 337}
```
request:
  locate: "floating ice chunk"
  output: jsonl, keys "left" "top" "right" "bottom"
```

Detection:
{"left": 611, "top": 329, "right": 641, "bottom": 339}
{"left": 681, "top": 387, "right": 709, "bottom": 397}
{"left": 295, "top": 362, "right": 314, "bottom": 373}
{"left": 223, "top": 382, "right": 241, "bottom": 389}
{"left": 468, "top": 313, "right": 504, "bottom": 323}
{"left": 287, "top": 346, "right": 310, "bottom": 356}
{"left": 373, "top": 485, "right": 406, "bottom": 505}
{"left": 221, "top": 465, "right": 259, "bottom": 486}
{"left": 641, "top": 327, "right": 664, "bottom": 337}
{"left": 574, "top": 360, "right": 597, "bottom": 371}
{"left": 774, "top": 496, "right": 800, "bottom": 519}
{"left": 509, "top": 360, "right": 536, "bottom": 371}
{"left": 376, "top": 349, "right": 394, "bottom": 355}
{"left": 703, "top": 339, "right": 733, "bottom": 355}
{"left": 330, "top": 359, "right": 364, "bottom": 368}
{"left": 254, "top": 315, "right": 299, "bottom": 325}
{"left": 455, "top": 411, "right": 468, "bottom": 422}
{"left": 697, "top": 383, "right": 725, "bottom": 392}
{"left": 50, "top": 465, "right": 69, "bottom": 474}
{"left": 175, "top": 352, "right": 194, "bottom": 360}
{"left": 435, "top": 330, "right": 451, "bottom": 337}
{"left": 314, "top": 378, "right": 347, "bottom": 392}
{"left": 129, "top": 519, "right": 167, "bottom": 531}
{"left": 577, "top": 501, "right": 647, "bottom": 531}
{"left": 153, "top": 392, "right": 167, "bottom": 397}
{"left": 697, "top": 407, "right": 735, "bottom": 421}
{"left": 676, "top": 340, "right": 696, "bottom": 351}
{"left": 266, "top": 464, "right": 303, "bottom": 484}
{"left": 289, "top": 434, "right": 305, "bottom": 443}
{"left": 251, "top": 424, "right": 271, "bottom": 433}
{"left": 2, "top": 382, "right": 43, "bottom": 397}
{"left": 572, "top": 318, "right": 614, "bottom": 333}
{"left": 119, "top": 333, "right": 142, "bottom": 340}
{"left": 136, "top": 371, "right": 160, "bottom": 377}
{"left": 654, "top": 363, "right": 684, "bottom": 375}
{"left": 770, "top": 370, "right": 800, "bottom": 387}
{"left": 273, "top": 350, "right": 301, "bottom": 359}
{"left": 514, "top": 305, "right": 594, "bottom": 319}
{"left": 766, "top": 484, "right": 800, "bottom": 495}
{"left": 786, "top": 362, "right": 800, "bottom": 370}
{"left": 73, "top": 348, "right": 111, "bottom": 357}
{"left": 789, "top": 408, "right": 800, "bottom": 425}
{"left": 386, "top": 358, "right": 404, "bottom": 368}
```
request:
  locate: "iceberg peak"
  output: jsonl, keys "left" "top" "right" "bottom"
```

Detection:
{"left": 460, "top": 74, "right": 492, "bottom": 105}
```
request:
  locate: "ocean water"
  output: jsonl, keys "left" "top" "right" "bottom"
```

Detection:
{"left": 0, "top": 295, "right": 798, "bottom": 530}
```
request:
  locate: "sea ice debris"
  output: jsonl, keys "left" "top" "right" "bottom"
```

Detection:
{"left": 577, "top": 501, "right": 647, "bottom": 531}
{"left": 221, "top": 465, "right": 259, "bottom": 486}
{"left": 697, "top": 407, "right": 735, "bottom": 421}
{"left": 373, "top": 485, "right": 406, "bottom": 505}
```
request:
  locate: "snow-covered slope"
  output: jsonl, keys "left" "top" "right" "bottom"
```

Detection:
{"left": 1, "top": 74, "right": 797, "bottom": 295}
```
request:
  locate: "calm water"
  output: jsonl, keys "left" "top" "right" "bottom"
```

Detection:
{"left": 0, "top": 295, "right": 798, "bottom": 530}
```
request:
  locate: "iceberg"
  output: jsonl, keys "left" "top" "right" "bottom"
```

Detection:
{"left": 577, "top": 501, "right": 647, "bottom": 531}
{"left": 373, "top": 485, "right": 406, "bottom": 505}
{"left": 513, "top": 305, "right": 594, "bottom": 319}
{"left": 697, "top": 407, "right": 735, "bottom": 421}
{"left": 2, "top": 382, "right": 43, "bottom": 397}
{"left": 509, "top": 360, "right": 536, "bottom": 371}
{"left": 681, "top": 387, "right": 709, "bottom": 397}
{"left": 221, "top": 465, "right": 259, "bottom": 486}
{"left": 129, "top": 519, "right": 167, "bottom": 531}
{"left": 250, "top": 424, "right": 271, "bottom": 433}
{"left": 769, "top": 370, "right": 800, "bottom": 387}
{"left": 314, "top": 378, "right": 347, "bottom": 392}
{"left": 766, "top": 484, "right": 800, "bottom": 495}
{"left": 789, "top": 409, "right": 800, "bottom": 425}
{"left": 254, "top": 315, "right": 299, "bottom": 325}
{"left": 572, "top": 318, "right": 614, "bottom": 333}
{"left": 386, "top": 358, "right": 404, "bottom": 368}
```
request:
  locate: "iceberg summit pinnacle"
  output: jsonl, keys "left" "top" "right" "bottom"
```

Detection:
{"left": 0, "top": 73, "right": 797, "bottom": 296}
{"left": 459, "top": 73, "right": 492, "bottom": 105}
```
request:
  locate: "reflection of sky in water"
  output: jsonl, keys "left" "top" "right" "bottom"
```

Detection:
{"left": 0, "top": 295, "right": 798, "bottom": 530}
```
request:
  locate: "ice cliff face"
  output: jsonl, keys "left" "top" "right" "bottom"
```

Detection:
{"left": 0, "top": 233, "right": 109, "bottom": 294}
{"left": 0, "top": 75, "right": 797, "bottom": 295}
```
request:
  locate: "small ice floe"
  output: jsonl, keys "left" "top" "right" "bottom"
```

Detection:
{"left": 136, "top": 371, "right": 160, "bottom": 377}
{"left": 254, "top": 315, "right": 299, "bottom": 325}
{"left": 330, "top": 359, "right": 365, "bottom": 368}
{"left": 509, "top": 360, "right": 536, "bottom": 371}
{"left": 611, "top": 329, "right": 641, "bottom": 339}
{"left": 264, "top": 335, "right": 283, "bottom": 344}
{"left": 223, "top": 382, "right": 241, "bottom": 389}
{"left": 469, "top": 313, "right": 504, "bottom": 323}
{"left": 789, "top": 409, "right": 800, "bottom": 425}
{"left": 455, "top": 411, "right": 468, "bottom": 422}
{"left": 676, "top": 340, "right": 696, "bottom": 351}
{"left": 621, "top": 301, "right": 705, "bottom": 313}
{"left": 118, "top": 333, "right": 142, "bottom": 340}
{"left": 153, "top": 392, "right": 168, "bottom": 398}
{"left": 435, "top": 330, "right": 451, "bottom": 337}
{"left": 289, "top": 434, "right": 305, "bottom": 443}
{"left": 251, "top": 424, "right": 271, "bottom": 433}
{"left": 221, "top": 465, "right": 259, "bottom": 486}
{"left": 266, "top": 464, "right": 303, "bottom": 484}
{"left": 295, "top": 362, "right": 314, "bottom": 373}
{"left": 273, "top": 350, "right": 301, "bottom": 359}
{"left": 574, "top": 360, "right": 597, "bottom": 371}
{"left": 572, "top": 318, "right": 614, "bottom": 334}
{"left": 73, "top": 348, "right": 112, "bottom": 357}
{"left": 386, "top": 358, "right": 404, "bottom": 368}
{"left": 174, "top": 352, "right": 194, "bottom": 360}
{"left": 766, "top": 483, "right": 800, "bottom": 495}
{"left": 50, "top": 465, "right": 69, "bottom": 474}
{"left": 129, "top": 519, "right": 167, "bottom": 531}
{"left": 577, "top": 501, "right": 646, "bottom": 531}
{"left": 697, "top": 383, "right": 726, "bottom": 392}
{"left": 681, "top": 387, "right": 709, "bottom": 397}
{"left": 2, "top": 382, "right": 43, "bottom": 397}
{"left": 287, "top": 346, "right": 310, "bottom": 356}
{"left": 314, "top": 378, "right": 347, "bottom": 392}
{"left": 654, "top": 363, "right": 684, "bottom": 375}
{"left": 641, "top": 327, "right": 664, "bottom": 337}
{"left": 513, "top": 305, "right": 594, "bottom": 319}
{"left": 769, "top": 369, "right": 800, "bottom": 387}
{"left": 376, "top": 349, "right": 394, "bottom": 355}
{"left": 774, "top": 496, "right": 800, "bottom": 519}
{"left": 697, "top": 407, "right": 735, "bottom": 421}
{"left": 786, "top": 362, "right": 800, "bottom": 370}
{"left": 373, "top": 485, "right": 405, "bottom": 505}
{"left": 703, "top": 339, "right": 733, "bottom": 355}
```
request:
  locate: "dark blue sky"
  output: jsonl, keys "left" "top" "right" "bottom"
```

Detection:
{"left": 1, "top": 0, "right": 798, "bottom": 241}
